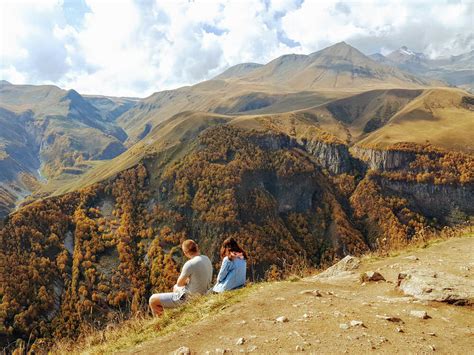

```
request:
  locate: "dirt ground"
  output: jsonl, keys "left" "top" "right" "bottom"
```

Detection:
{"left": 123, "top": 237, "right": 474, "bottom": 354}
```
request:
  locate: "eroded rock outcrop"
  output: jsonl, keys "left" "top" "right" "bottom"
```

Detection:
{"left": 397, "top": 269, "right": 474, "bottom": 305}
{"left": 350, "top": 146, "right": 417, "bottom": 171}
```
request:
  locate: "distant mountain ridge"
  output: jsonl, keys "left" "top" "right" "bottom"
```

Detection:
{"left": 371, "top": 46, "right": 474, "bottom": 92}
{"left": 219, "top": 42, "right": 434, "bottom": 89}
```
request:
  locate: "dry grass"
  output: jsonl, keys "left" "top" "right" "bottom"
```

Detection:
{"left": 361, "top": 224, "right": 473, "bottom": 263}
{"left": 51, "top": 285, "right": 257, "bottom": 355}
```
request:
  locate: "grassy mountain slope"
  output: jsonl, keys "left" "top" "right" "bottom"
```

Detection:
{"left": 295, "top": 87, "right": 474, "bottom": 152}
{"left": 214, "top": 62, "right": 263, "bottom": 80}
{"left": 83, "top": 95, "right": 138, "bottom": 122}
{"left": 356, "top": 88, "right": 474, "bottom": 151}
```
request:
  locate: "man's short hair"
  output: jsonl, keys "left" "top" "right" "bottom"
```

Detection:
{"left": 182, "top": 239, "right": 198, "bottom": 254}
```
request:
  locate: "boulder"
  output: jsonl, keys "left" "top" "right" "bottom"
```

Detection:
{"left": 309, "top": 256, "right": 360, "bottom": 281}
{"left": 397, "top": 269, "right": 474, "bottom": 305}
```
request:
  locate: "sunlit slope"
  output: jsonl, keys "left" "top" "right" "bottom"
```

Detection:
{"left": 40, "top": 112, "right": 233, "bottom": 196}
{"left": 116, "top": 80, "right": 343, "bottom": 143}
{"left": 357, "top": 88, "right": 474, "bottom": 152}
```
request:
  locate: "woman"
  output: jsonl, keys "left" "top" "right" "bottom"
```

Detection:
{"left": 212, "top": 237, "right": 248, "bottom": 293}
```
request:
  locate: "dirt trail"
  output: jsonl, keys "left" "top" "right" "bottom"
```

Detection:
{"left": 125, "top": 237, "right": 474, "bottom": 354}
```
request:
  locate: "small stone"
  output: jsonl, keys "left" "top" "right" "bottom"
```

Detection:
{"left": 238, "top": 320, "right": 247, "bottom": 325}
{"left": 236, "top": 337, "right": 245, "bottom": 345}
{"left": 410, "top": 310, "right": 430, "bottom": 319}
{"left": 429, "top": 345, "right": 436, "bottom": 351}
{"left": 405, "top": 255, "right": 419, "bottom": 261}
{"left": 173, "top": 346, "right": 190, "bottom": 355}
{"left": 215, "top": 349, "right": 228, "bottom": 355}
{"left": 396, "top": 327, "right": 404, "bottom": 333}
{"left": 376, "top": 315, "right": 403, "bottom": 322}
{"left": 303, "top": 313, "right": 311, "bottom": 319}
{"left": 299, "top": 289, "right": 322, "bottom": 297}
{"left": 361, "top": 271, "right": 386, "bottom": 282}
{"left": 275, "top": 297, "right": 286, "bottom": 301}
{"left": 428, "top": 332, "right": 436, "bottom": 337}
{"left": 350, "top": 320, "right": 365, "bottom": 327}
{"left": 247, "top": 345, "right": 258, "bottom": 352}
{"left": 276, "top": 316, "right": 289, "bottom": 323}
{"left": 295, "top": 345, "right": 304, "bottom": 351}
{"left": 340, "top": 323, "right": 349, "bottom": 330}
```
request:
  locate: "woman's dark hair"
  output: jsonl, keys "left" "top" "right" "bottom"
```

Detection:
{"left": 220, "top": 237, "right": 248, "bottom": 260}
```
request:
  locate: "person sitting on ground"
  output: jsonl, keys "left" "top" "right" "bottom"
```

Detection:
{"left": 212, "top": 237, "right": 248, "bottom": 293}
{"left": 149, "top": 239, "right": 213, "bottom": 317}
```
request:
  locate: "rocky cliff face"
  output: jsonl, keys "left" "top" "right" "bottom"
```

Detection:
{"left": 350, "top": 146, "right": 417, "bottom": 171}
{"left": 301, "top": 139, "right": 355, "bottom": 174}
{"left": 377, "top": 177, "right": 474, "bottom": 222}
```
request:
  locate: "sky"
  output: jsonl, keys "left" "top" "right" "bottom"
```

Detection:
{"left": 1, "top": 0, "right": 473, "bottom": 97}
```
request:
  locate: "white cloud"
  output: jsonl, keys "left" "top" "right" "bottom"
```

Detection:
{"left": 1, "top": 0, "right": 472, "bottom": 97}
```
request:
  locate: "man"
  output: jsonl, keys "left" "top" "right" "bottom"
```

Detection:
{"left": 149, "top": 239, "right": 213, "bottom": 316}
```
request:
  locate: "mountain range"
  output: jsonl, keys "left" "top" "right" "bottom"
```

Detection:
{"left": 0, "top": 41, "right": 473, "bottom": 351}
{"left": 370, "top": 46, "right": 474, "bottom": 92}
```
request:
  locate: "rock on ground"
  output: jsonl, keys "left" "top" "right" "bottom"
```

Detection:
{"left": 397, "top": 269, "right": 474, "bottom": 305}
{"left": 173, "top": 346, "right": 191, "bottom": 355}
{"left": 309, "top": 256, "right": 360, "bottom": 281}
{"left": 361, "top": 271, "right": 386, "bottom": 282}
{"left": 410, "top": 310, "right": 430, "bottom": 319}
